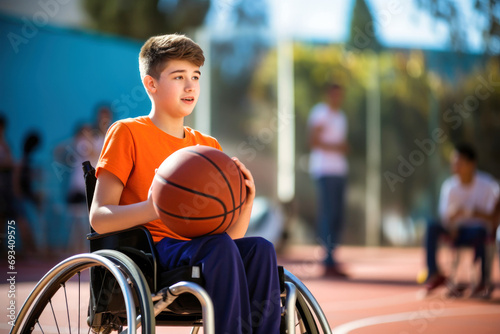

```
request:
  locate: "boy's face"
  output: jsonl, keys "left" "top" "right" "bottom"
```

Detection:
{"left": 326, "top": 87, "right": 343, "bottom": 108}
{"left": 450, "top": 150, "right": 475, "bottom": 178}
{"left": 150, "top": 59, "right": 201, "bottom": 118}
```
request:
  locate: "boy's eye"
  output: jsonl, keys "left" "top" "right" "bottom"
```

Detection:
{"left": 192, "top": 76, "right": 200, "bottom": 80}
{"left": 174, "top": 76, "right": 183, "bottom": 80}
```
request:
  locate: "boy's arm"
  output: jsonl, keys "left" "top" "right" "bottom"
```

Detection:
{"left": 309, "top": 123, "right": 348, "bottom": 153}
{"left": 90, "top": 169, "right": 158, "bottom": 234}
{"left": 438, "top": 180, "right": 452, "bottom": 225}
{"left": 226, "top": 158, "right": 255, "bottom": 239}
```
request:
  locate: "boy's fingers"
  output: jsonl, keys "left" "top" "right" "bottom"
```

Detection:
{"left": 233, "top": 158, "right": 253, "bottom": 178}
{"left": 232, "top": 157, "right": 255, "bottom": 190}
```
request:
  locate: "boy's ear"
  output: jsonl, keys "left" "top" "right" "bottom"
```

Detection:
{"left": 143, "top": 75, "right": 156, "bottom": 94}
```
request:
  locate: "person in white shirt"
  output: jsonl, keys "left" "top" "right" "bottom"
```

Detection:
{"left": 308, "top": 83, "right": 349, "bottom": 277}
{"left": 425, "top": 143, "right": 499, "bottom": 296}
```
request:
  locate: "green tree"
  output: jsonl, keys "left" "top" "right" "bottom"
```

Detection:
{"left": 347, "top": 0, "right": 382, "bottom": 53}
{"left": 83, "top": 0, "right": 210, "bottom": 39}
{"left": 415, "top": 0, "right": 500, "bottom": 54}
{"left": 439, "top": 57, "right": 500, "bottom": 179}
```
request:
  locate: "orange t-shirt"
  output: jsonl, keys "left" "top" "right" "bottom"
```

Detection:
{"left": 96, "top": 116, "right": 222, "bottom": 242}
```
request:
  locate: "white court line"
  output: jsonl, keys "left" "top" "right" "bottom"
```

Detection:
{"left": 331, "top": 305, "right": 500, "bottom": 334}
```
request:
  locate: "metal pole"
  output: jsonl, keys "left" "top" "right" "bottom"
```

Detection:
{"left": 365, "top": 54, "right": 381, "bottom": 246}
{"left": 195, "top": 27, "right": 211, "bottom": 136}
{"left": 277, "top": 37, "right": 295, "bottom": 203}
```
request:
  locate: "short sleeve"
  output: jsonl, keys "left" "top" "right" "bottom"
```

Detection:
{"left": 96, "top": 121, "right": 136, "bottom": 186}
{"left": 213, "top": 139, "right": 223, "bottom": 151}
{"left": 188, "top": 127, "right": 223, "bottom": 152}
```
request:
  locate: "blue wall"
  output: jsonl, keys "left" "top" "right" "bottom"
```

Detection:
{"left": 0, "top": 15, "right": 151, "bottom": 159}
{"left": 0, "top": 15, "right": 151, "bottom": 250}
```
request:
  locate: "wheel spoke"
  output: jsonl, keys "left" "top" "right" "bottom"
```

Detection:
{"left": 14, "top": 253, "right": 147, "bottom": 334}
{"left": 62, "top": 282, "right": 72, "bottom": 334}
{"left": 92, "top": 267, "right": 109, "bottom": 334}
{"left": 49, "top": 299, "right": 61, "bottom": 334}
{"left": 78, "top": 271, "right": 81, "bottom": 334}
{"left": 36, "top": 319, "right": 45, "bottom": 334}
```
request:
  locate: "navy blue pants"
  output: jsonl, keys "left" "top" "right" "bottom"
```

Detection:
{"left": 156, "top": 234, "right": 281, "bottom": 333}
{"left": 425, "top": 220, "right": 487, "bottom": 284}
{"left": 315, "top": 175, "right": 347, "bottom": 266}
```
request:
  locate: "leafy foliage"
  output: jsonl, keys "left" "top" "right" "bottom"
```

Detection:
{"left": 82, "top": 0, "right": 210, "bottom": 39}
{"left": 415, "top": 0, "right": 500, "bottom": 54}
{"left": 248, "top": 42, "right": 499, "bottom": 244}
{"left": 347, "top": 0, "right": 382, "bottom": 53}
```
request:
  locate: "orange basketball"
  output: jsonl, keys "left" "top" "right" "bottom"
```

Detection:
{"left": 152, "top": 145, "right": 247, "bottom": 238}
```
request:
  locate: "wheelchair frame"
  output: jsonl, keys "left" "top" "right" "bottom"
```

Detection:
{"left": 10, "top": 161, "right": 332, "bottom": 333}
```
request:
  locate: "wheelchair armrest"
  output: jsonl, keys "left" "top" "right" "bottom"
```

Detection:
{"left": 88, "top": 226, "right": 159, "bottom": 292}
{"left": 87, "top": 226, "right": 153, "bottom": 241}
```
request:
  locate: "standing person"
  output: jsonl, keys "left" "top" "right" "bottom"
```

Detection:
{"left": 90, "top": 34, "right": 281, "bottom": 333}
{"left": 92, "top": 104, "right": 113, "bottom": 162}
{"left": 0, "top": 115, "right": 14, "bottom": 173}
{"left": 0, "top": 115, "right": 16, "bottom": 251}
{"left": 13, "top": 131, "right": 42, "bottom": 255}
{"left": 66, "top": 124, "right": 96, "bottom": 253}
{"left": 424, "top": 143, "right": 499, "bottom": 297}
{"left": 308, "top": 83, "right": 349, "bottom": 277}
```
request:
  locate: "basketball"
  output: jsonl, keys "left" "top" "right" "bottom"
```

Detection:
{"left": 152, "top": 145, "right": 247, "bottom": 238}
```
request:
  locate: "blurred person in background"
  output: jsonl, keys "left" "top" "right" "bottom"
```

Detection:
{"left": 54, "top": 105, "right": 112, "bottom": 255}
{"left": 13, "top": 131, "right": 43, "bottom": 256}
{"left": 424, "top": 143, "right": 499, "bottom": 297}
{"left": 0, "top": 114, "right": 16, "bottom": 252}
{"left": 307, "top": 83, "right": 349, "bottom": 278}
{"left": 93, "top": 104, "right": 113, "bottom": 158}
{"left": 65, "top": 123, "right": 97, "bottom": 254}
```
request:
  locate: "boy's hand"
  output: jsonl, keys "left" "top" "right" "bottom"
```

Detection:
{"left": 227, "top": 157, "right": 255, "bottom": 239}
{"left": 232, "top": 157, "right": 255, "bottom": 204}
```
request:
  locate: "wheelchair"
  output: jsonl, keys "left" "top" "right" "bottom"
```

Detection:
{"left": 445, "top": 233, "right": 497, "bottom": 298}
{"left": 10, "top": 161, "right": 332, "bottom": 334}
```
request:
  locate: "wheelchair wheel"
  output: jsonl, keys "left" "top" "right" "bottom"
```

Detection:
{"left": 10, "top": 252, "right": 152, "bottom": 334}
{"left": 285, "top": 269, "right": 332, "bottom": 334}
{"left": 93, "top": 250, "right": 155, "bottom": 334}
{"left": 292, "top": 291, "right": 320, "bottom": 334}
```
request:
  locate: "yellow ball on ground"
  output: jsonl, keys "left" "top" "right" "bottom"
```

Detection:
{"left": 416, "top": 268, "right": 428, "bottom": 284}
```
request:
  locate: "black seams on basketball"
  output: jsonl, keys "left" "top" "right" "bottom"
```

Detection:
{"left": 152, "top": 145, "right": 247, "bottom": 238}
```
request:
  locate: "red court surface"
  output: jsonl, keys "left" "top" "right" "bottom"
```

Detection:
{"left": 279, "top": 245, "right": 500, "bottom": 334}
{"left": 1, "top": 245, "right": 499, "bottom": 333}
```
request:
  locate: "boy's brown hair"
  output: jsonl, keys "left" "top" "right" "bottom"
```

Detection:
{"left": 139, "top": 34, "right": 205, "bottom": 80}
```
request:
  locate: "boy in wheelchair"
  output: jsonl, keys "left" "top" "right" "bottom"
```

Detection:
{"left": 424, "top": 143, "right": 499, "bottom": 297}
{"left": 90, "top": 34, "right": 281, "bottom": 333}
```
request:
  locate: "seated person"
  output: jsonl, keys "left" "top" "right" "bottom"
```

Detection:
{"left": 90, "top": 34, "right": 281, "bottom": 333}
{"left": 425, "top": 143, "right": 499, "bottom": 296}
